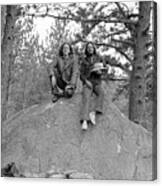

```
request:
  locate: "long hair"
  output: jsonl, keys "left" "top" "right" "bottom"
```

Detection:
{"left": 84, "top": 42, "right": 97, "bottom": 57}
{"left": 59, "top": 42, "right": 73, "bottom": 57}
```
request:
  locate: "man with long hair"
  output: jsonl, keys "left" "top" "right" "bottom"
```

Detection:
{"left": 48, "top": 42, "right": 79, "bottom": 102}
{"left": 80, "top": 42, "right": 107, "bottom": 130}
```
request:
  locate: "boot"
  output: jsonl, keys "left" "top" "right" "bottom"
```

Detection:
{"left": 52, "top": 94, "right": 59, "bottom": 103}
{"left": 51, "top": 86, "right": 63, "bottom": 103}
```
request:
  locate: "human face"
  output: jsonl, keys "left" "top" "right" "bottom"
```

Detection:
{"left": 87, "top": 43, "right": 94, "bottom": 55}
{"left": 62, "top": 44, "right": 70, "bottom": 56}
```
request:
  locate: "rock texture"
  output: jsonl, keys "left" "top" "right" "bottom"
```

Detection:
{"left": 1, "top": 83, "right": 153, "bottom": 180}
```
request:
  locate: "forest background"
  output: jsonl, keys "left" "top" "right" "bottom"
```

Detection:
{"left": 1, "top": 0, "right": 156, "bottom": 132}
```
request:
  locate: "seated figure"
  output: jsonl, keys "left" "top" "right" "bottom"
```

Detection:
{"left": 48, "top": 42, "right": 79, "bottom": 102}
{"left": 80, "top": 42, "right": 107, "bottom": 130}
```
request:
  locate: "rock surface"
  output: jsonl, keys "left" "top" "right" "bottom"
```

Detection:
{"left": 1, "top": 83, "right": 153, "bottom": 180}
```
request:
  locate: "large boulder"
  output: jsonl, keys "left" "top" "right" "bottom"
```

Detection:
{"left": 1, "top": 83, "right": 153, "bottom": 180}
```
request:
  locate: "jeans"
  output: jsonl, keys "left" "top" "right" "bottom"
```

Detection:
{"left": 80, "top": 81, "right": 104, "bottom": 121}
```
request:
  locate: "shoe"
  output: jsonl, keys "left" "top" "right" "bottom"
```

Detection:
{"left": 52, "top": 95, "right": 59, "bottom": 103}
{"left": 89, "top": 111, "right": 96, "bottom": 125}
{"left": 82, "top": 120, "right": 88, "bottom": 131}
{"left": 52, "top": 86, "right": 64, "bottom": 97}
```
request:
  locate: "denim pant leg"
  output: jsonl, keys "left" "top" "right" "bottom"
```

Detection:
{"left": 50, "top": 69, "right": 67, "bottom": 95}
{"left": 80, "top": 85, "right": 93, "bottom": 121}
{"left": 93, "top": 83, "right": 104, "bottom": 114}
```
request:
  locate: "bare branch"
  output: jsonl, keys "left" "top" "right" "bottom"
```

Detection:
{"left": 127, "top": 14, "right": 140, "bottom": 19}
{"left": 72, "top": 39, "right": 132, "bottom": 62}
{"left": 115, "top": 2, "right": 126, "bottom": 18}
{"left": 26, "top": 13, "right": 137, "bottom": 24}
{"left": 111, "top": 63, "right": 131, "bottom": 74}
{"left": 109, "top": 78, "right": 128, "bottom": 81}
{"left": 93, "top": 42, "right": 132, "bottom": 62}
{"left": 111, "top": 38, "right": 135, "bottom": 47}
{"left": 115, "top": 2, "right": 138, "bottom": 34}
{"left": 104, "top": 29, "right": 129, "bottom": 38}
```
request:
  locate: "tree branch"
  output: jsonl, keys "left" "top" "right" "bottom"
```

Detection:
{"left": 115, "top": 2, "right": 137, "bottom": 34}
{"left": 110, "top": 78, "right": 128, "bottom": 81}
{"left": 111, "top": 38, "right": 135, "bottom": 47}
{"left": 72, "top": 39, "right": 132, "bottom": 62}
{"left": 104, "top": 29, "right": 129, "bottom": 38}
{"left": 127, "top": 14, "right": 140, "bottom": 19}
{"left": 110, "top": 63, "right": 131, "bottom": 74}
{"left": 93, "top": 42, "right": 132, "bottom": 62}
{"left": 26, "top": 13, "right": 137, "bottom": 24}
{"left": 115, "top": 2, "right": 126, "bottom": 18}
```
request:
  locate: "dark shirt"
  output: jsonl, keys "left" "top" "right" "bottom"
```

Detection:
{"left": 80, "top": 54, "right": 105, "bottom": 83}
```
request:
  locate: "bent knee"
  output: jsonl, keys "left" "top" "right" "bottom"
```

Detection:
{"left": 94, "top": 86, "right": 104, "bottom": 96}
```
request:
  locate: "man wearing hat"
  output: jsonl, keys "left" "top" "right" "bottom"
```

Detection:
{"left": 80, "top": 42, "right": 107, "bottom": 130}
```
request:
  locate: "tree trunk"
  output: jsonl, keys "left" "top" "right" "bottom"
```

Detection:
{"left": 1, "top": 5, "right": 19, "bottom": 121}
{"left": 1, "top": 6, "right": 7, "bottom": 44}
{"left": 129, "top": 2, "right": 151, "bottom": 128}
{"left": 152, "top": 2, "right": 157, "bottom": 179}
